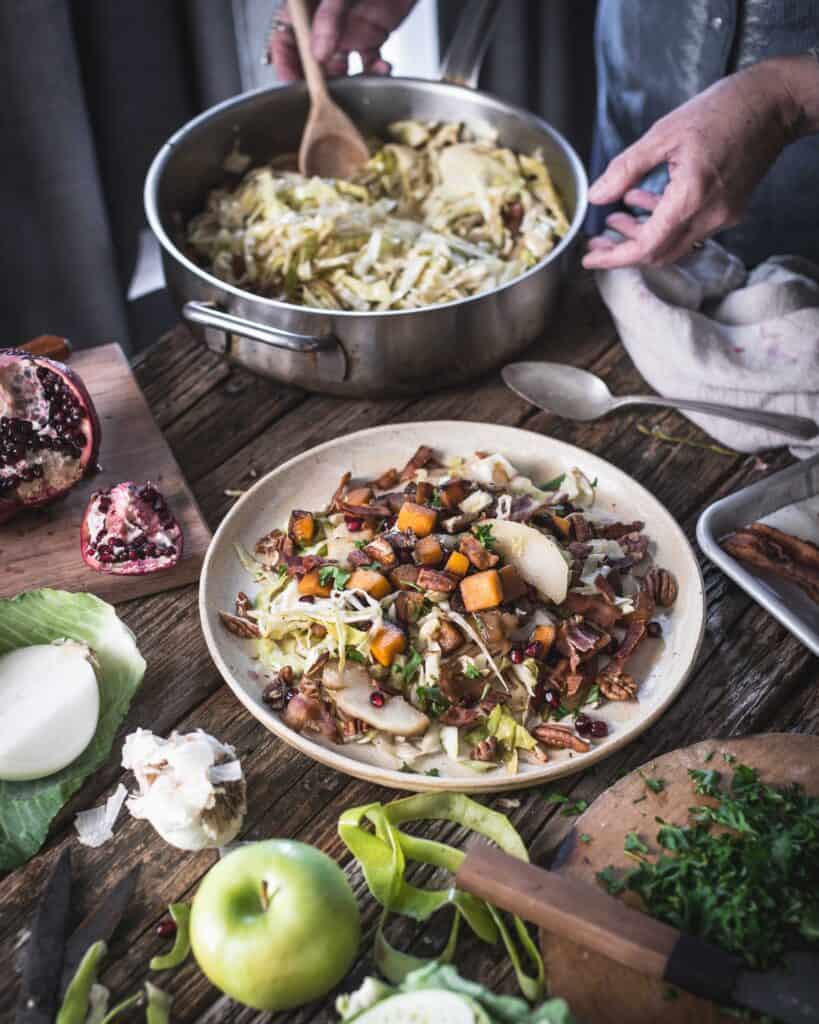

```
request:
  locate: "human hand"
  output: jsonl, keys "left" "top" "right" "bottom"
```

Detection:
{"left": 269, "top": 0, "right": 417, "bottom": 82}
{"left": 583, "top": 60, "right": 804, "bottom": 269}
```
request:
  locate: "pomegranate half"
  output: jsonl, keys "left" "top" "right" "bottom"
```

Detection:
{"left": 81, "top": 481, "right": 183, "bottom": 575}
{"left": 0, "top": 348, "right": 101, "bottom": 524}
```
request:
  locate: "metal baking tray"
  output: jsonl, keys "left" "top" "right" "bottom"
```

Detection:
{"left": 697, "top": 453, "right": 819, "bottom": 656}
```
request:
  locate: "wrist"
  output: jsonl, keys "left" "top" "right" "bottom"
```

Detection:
{"left": 757, "top": 54, "right": 819, "bottom": 141}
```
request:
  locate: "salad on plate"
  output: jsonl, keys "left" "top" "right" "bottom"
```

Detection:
{"left": 186, "top": 120, "right": 569, "bottom": 311}
{"left": 219, "top": 447, "right": 678, "bottom": 776}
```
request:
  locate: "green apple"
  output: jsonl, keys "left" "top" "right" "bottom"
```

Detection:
{"left": 190, "top": 840, "right": 360, "bottom": 1011}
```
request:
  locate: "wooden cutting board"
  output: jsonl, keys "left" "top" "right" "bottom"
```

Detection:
{"left": 0, "top": 343, "right": 211, "bottom": 603}
{"left": 543, "top": 733, "right": 819, "bottom": 1023}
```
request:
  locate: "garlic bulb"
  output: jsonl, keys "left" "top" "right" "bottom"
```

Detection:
{"left": 121, "top": 729, "right": 246, "bottom": 850}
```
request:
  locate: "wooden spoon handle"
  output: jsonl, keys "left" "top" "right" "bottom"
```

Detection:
{"left": 289, "top": 0, "right": 328, "bottom": 101}
{"left": 20, "top": 335, "right": 72, "bottom": 361}
{"left": 456, "top": 841, "right": 678, "bottom": 980}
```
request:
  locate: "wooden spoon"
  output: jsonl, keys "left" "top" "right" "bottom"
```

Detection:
{"left": 288, "top": 0, "right": 370, "bottom": 178}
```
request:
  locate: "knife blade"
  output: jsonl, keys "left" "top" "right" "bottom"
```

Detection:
{"left": 58, "top": 865, "right": 140, "bottom": 999}
{"left": 456, "top": 842, "right": 819, "bottom": 1024}
{"left": 15, "top": 849, "right": 72, "bottom": 1024}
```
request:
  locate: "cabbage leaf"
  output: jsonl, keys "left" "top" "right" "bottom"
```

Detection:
{"left": 0, "top": 589, "right": 146, "bottom": 868}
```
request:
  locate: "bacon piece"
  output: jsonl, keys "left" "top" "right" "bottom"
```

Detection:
{"left": 399, "top": 445, "right": 438, "bottom": 481}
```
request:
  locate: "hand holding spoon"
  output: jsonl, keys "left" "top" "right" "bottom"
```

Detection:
{"left": 289, "top": 0, "right": 370, "bottom": 179}
{"left": 503, "top": 361, "right": 818, "bottom": 441}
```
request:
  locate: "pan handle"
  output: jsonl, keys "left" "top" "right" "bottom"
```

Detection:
{"left": 438, "top": 0, "right": 502, "bottom": 88}
{"left": 182, "top": 300, "right": 347, "bottom": 381}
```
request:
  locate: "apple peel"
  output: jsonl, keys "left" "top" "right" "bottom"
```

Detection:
{"left": 338, "top": 792, "right": 544, "bottom": 1002}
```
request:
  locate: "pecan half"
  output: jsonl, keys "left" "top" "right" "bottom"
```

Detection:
{"left": 599, "top": 668, "right": 638, "bottom": 701}
{"left": 642, "top": 567, "right": 678, "bottom": 607}
{"left": 342, "top": 717, "right": 368, "bottom": 739}
{"left": 255, "top": 528, "right": 294, "bottom": 567}
{"left": 219, "top": 610, "right": 260, "bottom": 638}
{"left": 417, "top": 567, "right": 458, "bottom": 593}
{"left": 364, "top": 535, "right": 398, "bottom": 568}
{"left": 471, "top": 736, "right": 499, "bottom": 762}
{"left": 439, "top": 705, "right": 483, "bottom": 727}
{"left": 532, "top": 723, "right": 590, "bottom": 753}
{"left": 460, "top": 532, "right": 499, "bottom": 570}
{"left": 235, "top": 591, "right": 253, "bottom": 618}
{"left": 262, "top": 666, "right": 293, "bottom": 709}
{"left": 596, "top": 520, "right": 645, "bottom": 540}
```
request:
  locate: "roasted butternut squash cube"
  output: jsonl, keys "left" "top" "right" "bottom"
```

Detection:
{"left": 370, "top": 623, "right": 407, "bottom": 667}
{"left": 346, "top": 568, "right": 393, "bottom": 600}
{"left": 414, "top": 535, "right": 444, "bottom": 566}
{"left": 499, "top": 563, "right": 527, "bottom": 601}
{"left": 459, "top": 569, "right": 503, "bottom": 612}
{"left": 298, "top": 569, "right": 332, "bottom": 598}
{"left": 530, "top": 623, "right": 557, "bottom": 656}
{"left": 396, "top": 501, "right": 438, "bottom": 537}
{"left": 444, "top": 550, "right": 470, "bottom": 577}
{"left": 288, "top": 510, "right": 315, "bottom": 546}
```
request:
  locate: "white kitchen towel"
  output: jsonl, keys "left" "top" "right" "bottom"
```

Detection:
{"left": 595, "top": 241, "right": 819, "bottom": 456}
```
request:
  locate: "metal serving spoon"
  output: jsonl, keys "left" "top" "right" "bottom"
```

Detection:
{"left": 503, "top": 361, "right": 819, "bottom": 441}
{"left": 289, "top": 0, "right": 370, "bottom": 179}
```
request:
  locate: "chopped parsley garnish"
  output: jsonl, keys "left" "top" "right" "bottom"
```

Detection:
{"left": 318, "top": 565, "right": 351, "bottom": 589}
{"left": 353, "top": 539, "right": 367, "bottom": 549}
{"left": 463, "top": 662, "right": 482, "bottom": 679}
{"left": 624, "top": 831, "right": 649, "bottom": 857}
{"left": 402, "top": 647, "right": 423, "bottom": 683}
{"left": 429, "top": 490, "right": 443, "bottom": 509}
{"left": 545, "top": 794, "right": 588, "bottom": 817}
{"left": 579, "top": 833, "right": 592, "bottom": 843}
{"left": 638, "top": 771, "right": 666, "bottom": 794}
{"left": 583, "top": 684, "right": 602, "bottom": 708}
{"left": 472, "top": 523, "right": 495, "bottom": 549}
{"left": 591, "top": 476, "right": 599, "bottom": 489}
{"left": 398, "top": 762, "right": 416, "bottom": 774}
{"left": 425, "top": 768, "right": 441, "bottom": 777}
{"left": 345, "top": 647, "right": 366, "bottom": 663}
{"left": 416, "top": 685, "right": 450, "bottom": 718}
{"left": 598, "top": 763, "right": 819, "bottom": 969}
{"left": 540, "top": 473, "right": 566, "bottom": 491}
{"left": 551, "top": 703, "right": 574, "bottom": 721}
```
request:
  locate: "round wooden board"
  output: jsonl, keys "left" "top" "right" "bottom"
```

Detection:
{"left": 542, "top": 733, "right": 819, "bottom": 1024}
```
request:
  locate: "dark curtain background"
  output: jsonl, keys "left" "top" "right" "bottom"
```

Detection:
{"left": 0, "top": 0, "right": 598, "bottom": 354}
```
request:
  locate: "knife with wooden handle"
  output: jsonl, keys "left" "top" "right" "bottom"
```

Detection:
{"left": 455, "top": 841, "right": 819, "bottom": 1024}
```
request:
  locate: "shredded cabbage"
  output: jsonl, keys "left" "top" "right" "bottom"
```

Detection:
{"left": 187, "top": 121, "right": 569, "bottom": 311}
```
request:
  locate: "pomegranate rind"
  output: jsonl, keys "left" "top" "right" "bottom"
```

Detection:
{"left": 0, "top": 348, "right": 102, "bottom": 524}
{"left": 81, "top": 480, "right": 184, "bottom": 576}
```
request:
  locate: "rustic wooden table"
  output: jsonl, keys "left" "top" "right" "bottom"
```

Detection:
{"left": 2, "top": 275, "right": 817, "bottom": 1023}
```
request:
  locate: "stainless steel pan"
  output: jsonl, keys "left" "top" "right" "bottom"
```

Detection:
{"left": 144, "top": 0, "right": 588, "bottom": 397}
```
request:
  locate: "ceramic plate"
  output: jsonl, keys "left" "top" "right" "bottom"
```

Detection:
{"left": 200, "top": 422, "right": 706, "bottom": 792}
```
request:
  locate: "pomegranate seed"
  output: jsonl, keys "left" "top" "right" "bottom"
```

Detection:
{"left": 647, "top": 621, "right": 662, "bottom": 638}
{"left": 345, "top": 516, "right": 364, "bottom": 532}
{"left": 525, "top": 641, "right": 545, "bottom": 660}
{"left": 590, "top": 720, "right": 609, "bottom": 739}
{"left": 369, "top": 690, "right": 386, "bottom": 707}
{"left": 156, "top": 918, "right": 177, "bottom": 939}
{"left": 543, "top": 688, "right": 560, "bottom": 708}
{"left": 510, "top": 647, "right": 524, "bottom": 664}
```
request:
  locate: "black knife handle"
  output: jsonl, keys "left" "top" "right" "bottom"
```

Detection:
{"left": 664, "top": 933, "right": 744, "bottom": 1005}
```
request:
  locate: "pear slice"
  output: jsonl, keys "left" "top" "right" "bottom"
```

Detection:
{"left": 332, "top": 675, "right": 430, "bottom": 737}
{"left": 484, "top": 518, "right": 570, "bottom": 604}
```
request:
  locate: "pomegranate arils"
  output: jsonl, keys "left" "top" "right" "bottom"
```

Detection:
{"left": 575, "top": 714, "right": 608, "bottom": 740}
{"left": 81, "top": 480, "right": 183, "bottom": 576}
{"left": 525, "top": 640, "right": 545, "bottom": 660}
{"left": 369, "top": 690, "right": 386, "bottom": 707}
{"left": 156, "top": 918, "right": 177, "bottom": 939}
{"left": 0, "top": 349, "right": 101, "bottom": 523}
{"left": 344, "top": 515, "right": 363, "bottom": 532}
{"left": 510, "top": 647, "right": 524, "bottom": 664}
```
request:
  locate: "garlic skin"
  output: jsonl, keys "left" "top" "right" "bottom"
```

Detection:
{"left": 121, "top": 729, "right": 246, "bottom": 851}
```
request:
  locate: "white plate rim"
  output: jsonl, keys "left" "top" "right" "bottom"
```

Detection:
{"left": 199, "top": 421, "right": 706, "bottom": 793}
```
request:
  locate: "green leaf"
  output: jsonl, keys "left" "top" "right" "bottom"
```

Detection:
{"left": 401, "top": 647, "right": 423, "bottom": 683}
{"left": 416, "top": 685, "right": 450, "bottom": 718}
{"left": 596, "top": 866, "right": 626, "bottom": 895}
{"left": 624, "top": 831, "right": 649, "bottom": 856}
{"left": 638, "top": 771, "right": 666, "bottom": 794}
{"left": 463, "top": 662, "right": 482, "bottom": 679}
{"left": 318, "top": 565, "right": 351, "bottom": 589}
{"left": 579, "top": 833, "right": 591, "bottom": 843}
{"left": 472, "top": 524, "right": 495, "bottom": 549}
{"left": 545, "top": 793, "right": 568, "bottom": 806}
{"left": 424, "top": 768, "right": 440, "bottom": 778}
{"left": 0, "top": 590, "right": 146, "bottom": 869}
{"left": 539, "top": 474, "right": 566, "bottom": 492}
{"left": 346, "top": 647, "right": 366, "bottom": 663}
